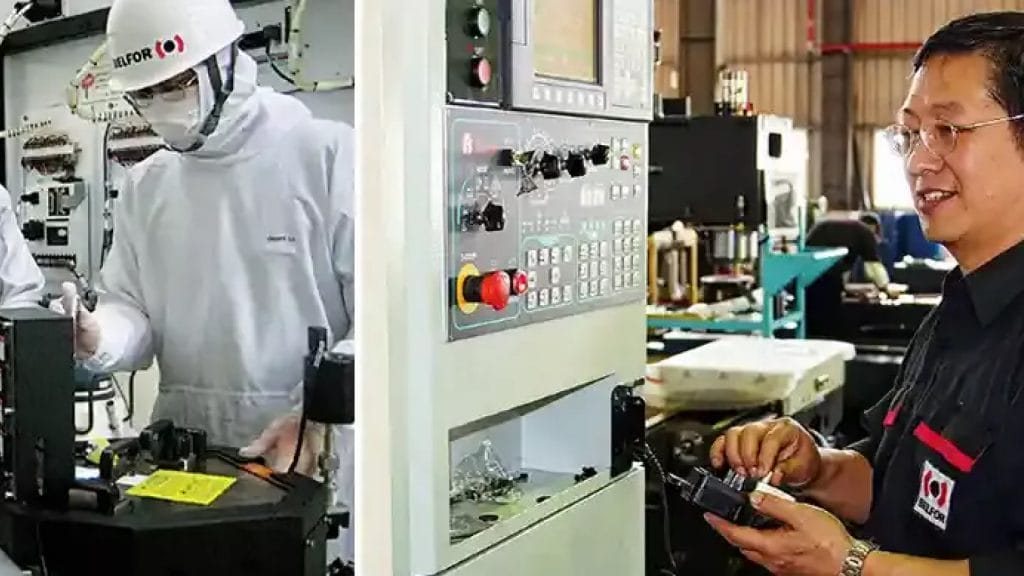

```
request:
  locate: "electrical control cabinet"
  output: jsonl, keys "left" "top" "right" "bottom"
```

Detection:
{"left": 12, "top": 108, "right": 107, "bottom": 294}
{"left": 386, "top": 2, "right": 654, "bottom": 575}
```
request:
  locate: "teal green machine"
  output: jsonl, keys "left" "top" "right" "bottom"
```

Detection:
{"left": 646, "top": 114, "right": 846, "bottom": 339}
{"left": 646, "top": 228, "right": 846, "bottom": 338}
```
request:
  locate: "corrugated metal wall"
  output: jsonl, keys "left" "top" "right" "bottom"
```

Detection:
{"left": 717, "top": 0, "right": 821, "bottom": 198}
{"left": 720, "top": 0, "right": 1024, "bottom": 127}
{"left": 855, "top": 0, "right": 1024, "bottom": 127}
{"left": 716, "top": 0, "right": 818, "bottom": 127}
{"left": 718, "top": 0, "right": 1024, "bottom": 202}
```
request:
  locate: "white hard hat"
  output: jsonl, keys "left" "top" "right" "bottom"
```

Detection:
{"left": 106, "top": 0, "right": 245, "bottom": 93}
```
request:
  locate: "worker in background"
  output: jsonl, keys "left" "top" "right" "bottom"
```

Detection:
{"left": 52, "top": 0, "right": 354, "bottom": 562}
{"left": 0, "top": 188, "right": 43, "bottom": 308}
{"left": 803, "top": 212, "right": 890, "bottom": 337}
{"left": 705, "top": 12, "right": 1024, "bottom": 576}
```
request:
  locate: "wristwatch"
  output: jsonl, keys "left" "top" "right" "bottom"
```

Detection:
{"left": 840, "top": 539, "right": 879, "bottom": 576}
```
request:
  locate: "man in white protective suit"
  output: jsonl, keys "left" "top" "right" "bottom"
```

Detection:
{"left": 52, "top": 0, "right": 355, "bottom": 563}
{"left": 0, "top": 189, "right": 44, "bottom": 309}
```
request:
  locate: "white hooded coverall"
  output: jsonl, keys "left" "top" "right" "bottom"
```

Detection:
{"left": 84, "top": 52, "right": 355, "bottom": 559}
{"left": 0, "top": 189, "right": 44, "bottom": 309}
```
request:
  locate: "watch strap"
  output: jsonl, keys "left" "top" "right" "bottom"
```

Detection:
{"left": 840, "top": 539, "right": 878, "bottom": 576}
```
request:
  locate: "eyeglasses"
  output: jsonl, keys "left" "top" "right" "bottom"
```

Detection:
{"left": 125, "top": 70, "right": 198, "bottom": 109}
{"left": 883, "top": 114, "right": 1024, "bottom": 159}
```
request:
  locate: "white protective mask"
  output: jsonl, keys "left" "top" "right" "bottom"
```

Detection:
{"left": 138, "top": 83, "right": 204, "bottom": 150}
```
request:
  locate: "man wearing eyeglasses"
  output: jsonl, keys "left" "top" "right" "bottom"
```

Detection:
{"left": 701, "top": 12, "right": 1024, "bottom": 576}
{"left": 51, "top": 0, "right": 354, "bottom": 564}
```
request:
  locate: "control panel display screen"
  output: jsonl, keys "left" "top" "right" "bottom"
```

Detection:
{"left": 533, "top": 0, "right": 598, "bottom": 84}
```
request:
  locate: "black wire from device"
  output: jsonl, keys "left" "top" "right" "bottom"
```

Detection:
{"left": 110, "top": 374, "right": 128, "bottom": 410}
{"left": 288, "top": 412, "right": 308, "bottom": 475}
{"left": 100, "top": 122, "right": 113, "bottom": 267}
{"left": 340, "top": 277, "right": 351, "bottom": 338}
{"left": 35, "top": 521, "right": 49, "bottom": 576}
{"left": 642, "top": 442, "right": 680, "bottom": 576}
{"left": 123, "top": 370, "right": 136, "bottom": 423}
{"left": 266, "top": 44, "right": 297, "bottom": 86}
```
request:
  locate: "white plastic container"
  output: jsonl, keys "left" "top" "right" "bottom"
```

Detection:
{"left": 645, "top": 337, "right": 856, "bottom": 414}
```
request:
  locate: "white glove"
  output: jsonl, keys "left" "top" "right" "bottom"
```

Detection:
{"left": 239, "top": 412, "right": 324, "bottom": 476}
{"left": 49, "top": 282, "right": 102, "bottom": 360}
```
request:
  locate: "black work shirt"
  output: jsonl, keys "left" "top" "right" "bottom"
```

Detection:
{"left": 805, "top": 220, "right": 882, "bottom": 337}
{"left": 851, "top": 240, "right": 1024, "bottom": 575}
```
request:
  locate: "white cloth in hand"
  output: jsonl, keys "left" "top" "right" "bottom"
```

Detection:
{"left": 238, "top": 412, "right": 324, "bottom": 475}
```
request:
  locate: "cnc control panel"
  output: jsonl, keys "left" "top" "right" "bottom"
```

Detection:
{"left": 446, "top": 106, "right": 647, "bottom": 340}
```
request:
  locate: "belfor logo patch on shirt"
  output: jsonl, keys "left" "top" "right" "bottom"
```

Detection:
{"left": 914, "top": 460, "right": 954, "bottom": 530}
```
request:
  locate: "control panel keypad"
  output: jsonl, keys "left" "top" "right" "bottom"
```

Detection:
{"left": 612, "top": 218, "right": 645, "bottom": 292}
{"left": 525, "top": 242, "right": 577, "bottom": 311}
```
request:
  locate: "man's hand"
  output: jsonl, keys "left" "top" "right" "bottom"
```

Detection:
{"left": 706, "top": 492, "right": 853, "bottom": 576}
{"left": 710, "top": 417, "right": 822, "bottom": 487}
{"left": 50, "top": 282, "right": 102, "bottom": 359}
{"left": 239, "top": 413, "right": 324, "bottom": 476}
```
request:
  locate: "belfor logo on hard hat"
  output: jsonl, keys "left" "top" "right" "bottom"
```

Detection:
{"left": 155, "top": 35, "right": 186, "bottom": 59}
{"left": 113, "top": 35, "right": 186, "bottom": 69}
{"left": 112, "top": 47, "right": 154, "bottom": 69}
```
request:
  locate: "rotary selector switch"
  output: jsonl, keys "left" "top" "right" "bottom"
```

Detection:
{"left": 465, "top": 197, "right": 506, "bottom": 232}
{"left": 565, "top": 153, "right": 587, "bottom": 178}
{"left": 479, "top": 201, "right": 505, "bottom": 231}
{"left": 589, "top": 144, "right": 611, "bottom": 166}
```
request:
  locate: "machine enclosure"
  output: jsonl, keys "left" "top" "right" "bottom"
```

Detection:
{"left": 0, "top": 308, "right": 76, "bottom": 510}
{"left": 649, "top": 115, "right": 792, "bottom": 230}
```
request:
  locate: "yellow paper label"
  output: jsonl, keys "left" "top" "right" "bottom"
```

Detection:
{"left": 85, "top": 438, "right": 110, "bottom": 466}
{"left": 126, "top": 470, "right": 236, "bottom": 506}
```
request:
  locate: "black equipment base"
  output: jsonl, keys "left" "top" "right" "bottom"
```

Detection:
{"left": 0, "top": 449, "right": 344, "bottom": 576}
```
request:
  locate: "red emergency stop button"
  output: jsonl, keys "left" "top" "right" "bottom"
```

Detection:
{"left": 479, "top": 272, "right": 509, "bottom": 309}
{"left": 462, "top": 270, "right": 511, "bottom": 310}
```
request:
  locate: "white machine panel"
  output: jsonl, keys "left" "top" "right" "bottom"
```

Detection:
{"left": 441, "top": 470, "right": 644, "bottom": 576}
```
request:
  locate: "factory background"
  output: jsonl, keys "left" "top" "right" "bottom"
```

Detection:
{"left": 657, "top": 0, "right": 1024, "bottom": 212}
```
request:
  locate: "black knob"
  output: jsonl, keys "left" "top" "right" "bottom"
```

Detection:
{"left": 21, "top": 220, "right": 43, "bottom": 241}
{"left": 498, "top": 149, "right": 520, "bottom": 167}
{"left": 589, "top": 144, "right": 611, "bottom": 166}
{"left": 20, "top": 192, "right": 39, "bottom": 205}
{"left": 565, "top": 153, "right": 587, "bottom": 178}
{"left": 481, "top": 201, "right": 505, "bottom": 231}
{"left": 539, "top": 153, "right": 561, "bottom": 180}
{"left": 466, "top": 6, "right": 491, "bottom": 37}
